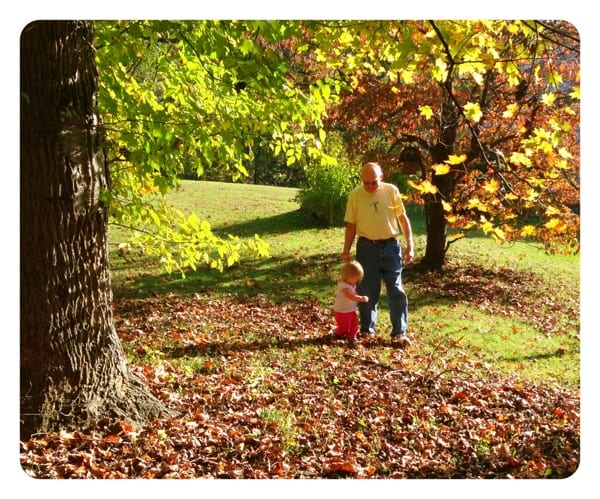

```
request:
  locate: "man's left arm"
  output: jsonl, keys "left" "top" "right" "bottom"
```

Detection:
{"left": 398, "top": 212, "right": 414, "bottom": 264}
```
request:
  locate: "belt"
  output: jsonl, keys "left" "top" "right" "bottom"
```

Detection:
{"left": 359, "top": 236, "right": 397, "bottom": 244}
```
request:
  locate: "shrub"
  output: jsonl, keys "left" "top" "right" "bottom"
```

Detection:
{"left": 296, "top": 134, "right": 360, "bottom": 226}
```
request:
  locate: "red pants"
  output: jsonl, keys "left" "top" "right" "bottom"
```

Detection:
{"left": 334, "top": 311, "right": 359, "bottom": 339}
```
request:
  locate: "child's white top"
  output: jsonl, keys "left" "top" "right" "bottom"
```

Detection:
{"left": 333, "top": 280, "right": 358, "bottom": 313}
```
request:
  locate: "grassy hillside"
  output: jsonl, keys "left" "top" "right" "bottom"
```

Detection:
{"left": 109, "top": 180, "right": 580, "bottom": 389}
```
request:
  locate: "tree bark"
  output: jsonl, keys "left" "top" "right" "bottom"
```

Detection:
{"left": 420, "top": 95, "right": 459, "bottom": 271}
{"left": 20, "top": 21, "right": 173, "bottom": 439}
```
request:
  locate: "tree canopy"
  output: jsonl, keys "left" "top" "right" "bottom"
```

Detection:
{"left": 94, "top": 20, "right": 579, "bottom": 272}
{"left": 94, "top": 21, "right": 341, "bottom": 273}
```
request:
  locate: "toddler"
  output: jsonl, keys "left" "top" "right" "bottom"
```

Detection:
{"left": 333, "top": 260, "right": 369, "bottom": 343}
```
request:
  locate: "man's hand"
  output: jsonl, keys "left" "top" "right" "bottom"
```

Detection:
{"left": 403, "top": 246, "right": 414, "bottom": 264}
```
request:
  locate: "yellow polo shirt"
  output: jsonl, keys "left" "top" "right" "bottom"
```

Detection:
{"left": 344, "top": 182, "right": 405, "bottom": 240}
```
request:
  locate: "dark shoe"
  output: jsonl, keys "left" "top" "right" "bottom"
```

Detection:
{"left": 391, "top": 332, "right": 411, "bottom": 348}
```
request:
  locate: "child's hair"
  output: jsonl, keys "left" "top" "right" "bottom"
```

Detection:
{"left": 340, "top": 260, "right": 364, "bottom": 281}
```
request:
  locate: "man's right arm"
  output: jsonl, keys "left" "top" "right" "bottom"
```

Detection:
{"left": 342, "top": 223, "right": 356, "bottom": 262}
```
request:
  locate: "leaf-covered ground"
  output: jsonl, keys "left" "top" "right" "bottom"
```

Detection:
{"left": 21, "top": 270, "right": 580, "bottom": 479}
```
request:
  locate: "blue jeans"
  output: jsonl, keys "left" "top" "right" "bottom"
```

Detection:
{"left": 356, "top": 237, "right": 408, "bottom": 335}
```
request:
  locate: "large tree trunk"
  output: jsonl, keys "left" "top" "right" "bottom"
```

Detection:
{"left": 420, "top": 143, "right": 455, "bottom": 271}
{"left": 20, "top": 21, "right": 172, "bottom": 439}
{"left": 420, "top": 95, "right": 459, "bottom": 271}
{"left": 422, "top": 194, "right": 448, "bottom": 271}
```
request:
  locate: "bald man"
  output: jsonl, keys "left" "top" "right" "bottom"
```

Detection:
{"left": 342, "top": 162, "right": 414, "bottom": 347}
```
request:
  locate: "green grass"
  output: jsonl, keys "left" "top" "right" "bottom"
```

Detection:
{"left": 109, "top": 179, "right": 580, "bottom": 390}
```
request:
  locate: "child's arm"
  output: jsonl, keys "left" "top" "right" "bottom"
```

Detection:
{"left": 341, "top": 287, "right": 369, "bottom": 303}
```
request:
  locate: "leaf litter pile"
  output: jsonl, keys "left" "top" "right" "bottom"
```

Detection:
{"left": 21, "top": 265, "right": 579, "bottom": 479}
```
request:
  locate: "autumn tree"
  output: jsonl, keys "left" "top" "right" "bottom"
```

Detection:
{"left": 319, "top": 20, "right": 580, "bottom": 270}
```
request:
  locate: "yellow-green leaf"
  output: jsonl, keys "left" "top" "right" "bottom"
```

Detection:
{"left": 509, "top": 152, "right": 531, "bottom": 167}
{"left": 482, "top": 179, "right": 500, "bottom": 193}
{"left": 502, "top": 103, "right": 518, "bottom": 119}
{"left": 493, "top": 227, "right": 506, "bottom": 241}
{"left": 468, "top": 197, "right": 487, "bottom": 211}
{"left": 432, "top": 57, "right": 448, "bottom": 82}
{"left": 545, "top": 205, "right": 562, "bottom": 216}
{"left": 419, "top": 105, "right": 434, "bottom": 120}
{"left": 433, "top": 163, "right": 451, "bottom": 175}
{"left": 400, "top": 69, "right": 415, "bottom": 84}
{"left": 520, "top": 225, "right": 537, "bottom": 237}
{"left": 446, "top": 154, "right": 467, "bottom": 165}
{"left": 408, "top": 179, "right": 438, "bottom": 194}
{"left": 541, "top": 92, "right": 556, "bottom": 106}
{"left": 464, "top": 102, "right": 483, "bottom": 122}
{"left": 569, "top": 86, "right": 580, "bottom": 100}
{"left": 319, "top": 128, "right": 327, "bottom": 143}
